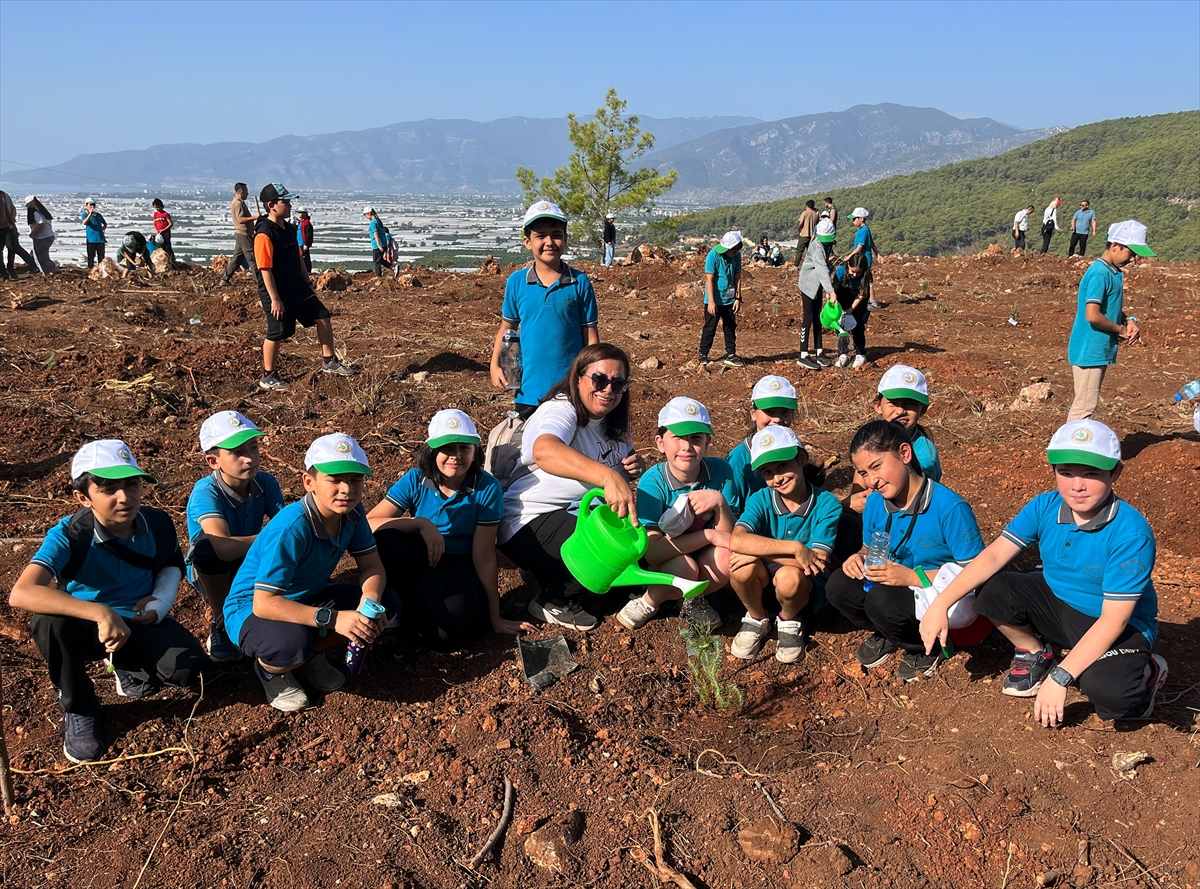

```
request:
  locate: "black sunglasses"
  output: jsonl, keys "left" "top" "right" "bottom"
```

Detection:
{"left": 584, "top": 371, "right": 629, "bottom": 394}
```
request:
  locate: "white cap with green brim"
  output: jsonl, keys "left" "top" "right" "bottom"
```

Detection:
{"left": 851, "top": 207, "right": 869, "bottom": 219}
{"left": 304, "top": 433, "right": 373, "bottom": 477}
{"left": 658, "top": 396, "right": 713, "bottom": 436}
{"left": 427, "top": 409, "right": 481, "bottom": 449}
{"left": 1106, "top": 220, "right": 1155, "bottom": 257}
{"left": 714, "top": 231, "right": 742, "bottom": 254}
{"left": 199, "top": 411, "right": 264, "bottom": 452}
{"left": 1046, "top": 419, "right": 1121, "bottom": 470}
{"left": 752, "top": 375, "right": 798, "bottom": 410}
{"left": 877, "top": 364, "right": 929, "bottom": 406}
{"left": 750, "top": 426, "right": 803, "bottom": 471}
{"left": 522, "top": 200, "right": 567, "bottom": 228}
{"left": 71, "top": 439, "right": 156, "bottom": 483}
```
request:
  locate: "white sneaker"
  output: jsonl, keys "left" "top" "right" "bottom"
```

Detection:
{"left": 731, "top": 614, "right": 773, "bottom": 660}
{"left": 617, "top": 596, "right": 659, "bottom": 631}
{"left": 775, "top": 618, "right": 806, "bottom": 663}
{"left": 303, "top": 652, "right": 346, "bottom": 692}
{"left": 682, "top": 596, "right": 722, "bottom": 632}
{"left": 834, "top": 353, "right": 849, "bottom": 368}
{"left": 256, "top": 666, "right": 311, "bottom": 712}
{"left": 852, "top": 354, "right": 867, "bottom": 369}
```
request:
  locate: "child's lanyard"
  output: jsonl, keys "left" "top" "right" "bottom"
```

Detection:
{"left": 881, "top": 478, "right": 927, "bottom": 561}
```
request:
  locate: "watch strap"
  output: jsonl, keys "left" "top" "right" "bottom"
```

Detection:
{"left": 1048, "top": 665, "right": 1075, "bottom": 687}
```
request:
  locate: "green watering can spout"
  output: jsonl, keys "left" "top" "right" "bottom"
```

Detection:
{"left": 561, "top": 488, "right": 709, "bottom": 598}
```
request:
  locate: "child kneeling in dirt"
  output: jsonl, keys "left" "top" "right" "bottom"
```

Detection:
{"left": 186, "top": 411, "right": 285, "bottom": 664}
{"left": 222, "top": 434, "right": 400, "bottom": 712}
{"left": 368, "top": 410, "right": 534, "bottom": 655}
{"left": 117, "top": 231, "right": 155, "bottom": 278}
{"left": 729, "top": 427, "right": 842, "bottom": 663}
{"left": 9, "top": 440, "right": 207, "bottom": 763}
{"left": 620, "top": 397, "right": 737, "bottom": 633}
{"left": 919, "top": 419, "right": 1168, "bottom": 725}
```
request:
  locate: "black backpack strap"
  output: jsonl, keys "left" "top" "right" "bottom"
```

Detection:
{"left": 58, "top": 507, "right": 181, "bottom": 583}
{"left": 139, "top": 506, "right": 184, "bottom": 574}
{"left": 60, "top": 509, "right": 96, "bottom": 584}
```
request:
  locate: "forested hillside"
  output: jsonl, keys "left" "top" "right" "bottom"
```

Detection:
{"left": 673, "top": 112, "right": 1199, "bottom": 260}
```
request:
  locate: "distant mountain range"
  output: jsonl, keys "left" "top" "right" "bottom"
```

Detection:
{"left": 4, "top": 104, "right": 1064, "bottom": 202}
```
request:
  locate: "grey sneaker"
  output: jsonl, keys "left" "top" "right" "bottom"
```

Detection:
{"left": 775, "top": 618, "right": 806, "bottom": 663}
{"left": 320, "top": 358, "right": 357, "bottom": 376}
{"left": 855, "top": 632, "right": 898, "bottom": 669}
{"left": 258, "top": 370, "right": 291, "bottom": 391}
{"left": 1140, "top": 654, "right": 1169, "bottom": 718}
{"left": 207, "top": 621, "right": 242, "bottom": 663}
{"left": 731, "top": 614, "right": 773, "bottom": 660}
{"left": 897, "top": 650, "right": 943, "bottom": 683}
{"left": 795, "top": 355, "right": 820, "bottom": 371}
{"left": 617, "top": 596, "right": 660, "bottom": 631}
{"left": 256, "top": 664, "right": 311, "bottom": 712}
{"left": 113, "top": 667, "right": 157, "bottom": 699}
{"left": 683, "top": 596, "right": 722, "bottom": 632}
{"left": 528, "top": 597, "right": 600, "bottom": 632}
{"left": 62, "top": 710, "right": 104, "bottom": 764}
{"left": 303, "top": 652, "right": 346, "bottom": 693}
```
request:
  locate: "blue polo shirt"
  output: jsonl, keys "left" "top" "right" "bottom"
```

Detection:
{"left": 223, "top": 494, "right": 378, "bottom": 645}
{"left": 853, "top": 225, "right": 876, "bottom": 266}
{"left": 1071, "top": 209, "right": 1095, "bottom": 234}
{"left": 736, "top": 485, "right": 842, "bottom": 554}
{"left": 703, "top": 248, "right": 741, "bottom": 305}
{"left": 80, "top": 210, "right": 107, "bottom": 244}
{"left": 1001, "top": 491, "right": 1157, "bottom": 643}
{"left": 501, "top": 262, "right": 598, "bottom": 407}
{"left": 725, "top": 438, "right": 762, "bottom": 512}
{"left": 911, "top": 426, "right": 942, "bottom": 482}
{"left": 383, "top": 468, "right": 503, "bottom": 555}
{"left": 368, "top": 217, "right": 385, "bottom": 250}
{"left": 1068, "top": 259, "right": 1124, "bottom": 367}
{"left": 186, "top": 471, "right": 284, "bottom": 543}
{"left": 636, "top": 457, "right": 740, "bottom": 532}
{"left": 31, "top": 511, "right": 180, "bottom": 619}
{"left": 862, "top": 478, "right": 983, "bottom": 570}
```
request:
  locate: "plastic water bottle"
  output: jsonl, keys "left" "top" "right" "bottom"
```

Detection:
{"left": 499, "top": 330, "right": 523, "bottom": 391}
{"left": 1173, "top": 378, "right": 1200, "bottom": 402}
{"left": 862, "top": 530, "right": 891, "bottom": 592}
{"left": 345, "top": 598, "right": 388, "bottom": 675}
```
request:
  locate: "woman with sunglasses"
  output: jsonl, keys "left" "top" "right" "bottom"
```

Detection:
{"left": 497, "top": 343, "right": 644, "bottom": 631}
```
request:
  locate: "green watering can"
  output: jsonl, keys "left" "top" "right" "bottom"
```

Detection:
{"left": 561, "top": 489, "right": 709, "bottom": 598}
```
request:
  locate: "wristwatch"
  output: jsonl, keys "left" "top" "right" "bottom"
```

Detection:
{"left": 315, "top": 606, "right": 335, "bottom": 637}
{"left": 1048, "top": 665, "right": 1075, "bottom": 688}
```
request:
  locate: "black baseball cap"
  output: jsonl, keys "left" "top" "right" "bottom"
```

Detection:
{"left": 260, "top": 183, "right": 298, "bottom": 206}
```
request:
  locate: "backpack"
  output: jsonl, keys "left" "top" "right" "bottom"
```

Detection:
{"left": 484, "top": 410, "right": 578, "bottom": 491}
{"left": 59, "top": 506, "right": 183, "bottom": 584}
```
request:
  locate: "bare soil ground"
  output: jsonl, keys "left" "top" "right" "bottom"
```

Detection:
{"left": 0, "top": 249, "right": 1198, "bottom": 889}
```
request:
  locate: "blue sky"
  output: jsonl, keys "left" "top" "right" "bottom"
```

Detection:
{"left": 2, "top": 0, "right": 1197, "bottom": 174}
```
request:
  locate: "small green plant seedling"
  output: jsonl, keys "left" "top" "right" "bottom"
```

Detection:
{"left": 680, "top": 615, "right": 744, "bottom": 710}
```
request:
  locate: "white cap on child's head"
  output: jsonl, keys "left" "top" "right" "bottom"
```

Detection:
{"left": 304, "top": 434, "right": 372, "bottom": 477}
{"left": 1046, "top": 420, "right": 1121, "bottom": 470}
{"left": 751, "top": 375, "right": 798, "bottom": 410}
{"left": 199, "top": 411, "right": 264, "bottom": 452}
{"left": 71, "top": 439, "right": 156, "bottom": 483}
{"left": 750, "top": 426, "right": 803, "bottom": 471}
{"left": 426, "top": 409, "right": 481, "bottom": 449}
{"left": 877, "top": 365, "right": 929, "bottom": 406}
{"left": 1106, "top": 220, "right": 1155, "bottom": 257}
{"left": 658, "top": 397, "right": 713, "bottom": 436}
{"left": 522, "top": 200, "right": 568, "bottom": 228}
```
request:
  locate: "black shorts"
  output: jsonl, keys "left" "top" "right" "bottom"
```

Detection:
{"left": 187, "top": 532, "right": 243, "bottom": 576}
{"left": 259, "top": 291, "right": 331, "bottom": 342}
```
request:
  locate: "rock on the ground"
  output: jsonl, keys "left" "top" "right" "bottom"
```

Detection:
{"left": 737, "top": 817, "right": 800, "bottom": 863}
{"left": 210, "top": 254, "right": 229, "bottom": 275}
{"left": 151, "top": 250, "right": 173, "bottom": 274}
{"left": 396, "top": 273, "right": 421, "bottom": 287}
{"left": 88, "top": 258, "right": 120, "bottom": 280}
{"left": 410, "top": 371, "right": 430, "bottom": 383}
{"left": 639, "top": 356, "right": 662, "bottom": 370}
{"left": 315, "top": 270, "right": 350, "bottom": 292}
{"left": 524, "top": 810, "right": 584, "bottom": 873}
{"left": 827, "top": 844, "right": 855, "bottom": 876}
{"left": 477, "top": 255, "right": 502, "bottom": 275}
{"left": 1010, "top": 381, "right": 1053, "bottom": 410}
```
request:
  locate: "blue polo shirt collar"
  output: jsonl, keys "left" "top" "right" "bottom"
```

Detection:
{"left": 770, "top": 486, "right": 815, "bottom": 518}
{"left": 1056, "top": 493, "right": 1119, "bottom": 531}
{"left": 524, "top": 261, "right": 577, "bottom": 287}
{"left": 211, "top": 470, "right": 263, "bottom": 506}
{"left": 882, "top": 476, "right": 933, "bottom": 517}
{"left": 664, "top": 460, "right": 712, "bottom": 492}
{"left": 301, "top": 492, "right": 361, "bottom": 541}
{"left": 92, "top": 511, "right": 148, "bottom": 544}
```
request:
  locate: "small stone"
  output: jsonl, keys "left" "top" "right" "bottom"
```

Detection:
{"left": 1111, "top": 750, "right": 1149, "bottom": 776}
{"left": 495, "top": 739, "right": 512, "bottom": 750}
{"left": 482, "top": 716, "right": 497, "bottom": 732}
{"left": 411, "top": 371, "right": 430, "bottom": 383}
{"left": 737, "top": 817, "right": 800, "bottom": 863}
{"left": 639, "top": 356, "right": 662, "bottom": 370}
{"left": 525, "top": 811, "right": 584, "bottom": 873}
{"left": 372, "top": 793, "right": 405, "bottom": 808}
{"left": 827, "top": 844, "right": 854, "bottom": 876}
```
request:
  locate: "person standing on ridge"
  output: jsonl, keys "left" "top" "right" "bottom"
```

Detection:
{"left": 1069, "top": 200, "right": 1097, "bottom": 257}
{"left": 296, "top": 207, "right": 314, "bottom": 273}
{"left": 0, "top": 190, "right": 38, "bottom": 278}
{"left": 26, "top": 196, "right": 57, "bottom": 274}
{"left": 1040, "top": 197, "right": 1062, "bottom": 254}
{"left": 602, "top": 212, "right": 616, "bottom": 267}
{"left": 1012, "top": 205, "right": 1034, "bottom": 254}
{"left": 220, "top": 183, "right": 259, "bottom": 285}
{"left": 80, "top": 198, "right": 107, "bottom": 269}
{"left": 824, "top": 197, "right": 838, "bottom": 229}
{"left": 795, "top": 200, "right": 819, "bottom": 262}
{"left": 1065, "top": 221, "right": 1151, "bottom": 421}
{"left": 152, "top": 198, "right": 176, "bottom": 265}
{"left": 364, "top": 206, "right": 392, "bottom": 278}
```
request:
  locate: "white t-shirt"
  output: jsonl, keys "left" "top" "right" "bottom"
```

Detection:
{"left": 498, "top": 395, "right": 634, "bottom": 543}
{"left": 1013, "top": 209, "right": 1030, "bottom": 232}
{"left": 1042, "top": 203, "right": 1059, "bottom": 226}
{"left": 32, "top": 211, "right": 54, "bottom": 239}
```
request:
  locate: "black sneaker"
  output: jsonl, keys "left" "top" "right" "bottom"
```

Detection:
{"left": 813, "top": 352, "right": 832, "bottom": 368}
{"left": 795, "top": 355, "right": 820, "bottom": 371}
{"left": 113, "top": 667, "right": 158, "bottom": 699}
{"left": 1140, "top": 654, "right": 1169, "bottom": 718}
{"left": 258, "top": 370, "right": 291, "bottom": 391}
{"left": 722, "top": 355, "right": 746, "bottom": 368}
{"left": 1001, "top": 645, "right": 1055, "bottom": 697}
{"left": 62, "top": 710, "right": 104, "bottom": 763}
{"left": 855, "top": 632, "right": 898, "bottom": 668}
{"left": 697, "top": 356, "right": 712, "bottom": 366}
{"left": 897, "top": 650, "right": 943, "bottom": 682}
{"left": 321, "top": 357, "right": 357, "bottom": 376}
